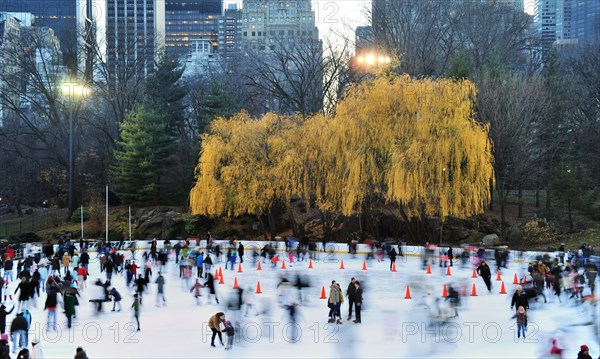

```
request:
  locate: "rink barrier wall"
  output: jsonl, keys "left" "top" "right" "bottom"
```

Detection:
{"left": 43, "top": 239, "right": 553, "bottom": 264}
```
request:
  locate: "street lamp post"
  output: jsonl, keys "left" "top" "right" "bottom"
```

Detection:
{"left": 62, "top": 82, "right": 90, "bottom": 219}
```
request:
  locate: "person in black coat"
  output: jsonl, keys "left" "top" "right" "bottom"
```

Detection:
{"left": 0, "top": 305, "right": 14, "bottom": 334}
{"left": 204, "top": 273, "right": 219, "bottom": 304}
{"left": 577, "top": 345, "right": 593, "bottom": 359}
{"left": 238, "top": 243, "right": 245, "bottom": 264}
{"left": 448, "top": 246, "right": 454, "bottom": 267}
{"left": 14, "top": 277, "right": 31, "bottom": 311}
{"left": 44, "top": 289, "right": 60, "bottom": 331}
{"left": 510, "top": 285, "right": 530, "bottom": 313}
{"left": 353, "top": 281, "right": 363, "bottom": 324}
{"left": 346, "top": 278, "right": 356, "bottom": 321}
{"left": 10, "top": 313, "right": 28, "bottom": 353}
{"left": 134, "top": 275, "right": 147, "bottom": 304}
{"left": 80, "top": 251, "right": 90, "bottom": 271}
{"left": 388, "top": 248, "right": 397, "bottom": 271}
{"left": 477, "top": 261, "right": 492, "bottom": 292}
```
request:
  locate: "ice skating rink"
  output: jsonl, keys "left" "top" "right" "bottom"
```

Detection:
{"left": 6, "top": 248, "right": 599, "bottom": 358}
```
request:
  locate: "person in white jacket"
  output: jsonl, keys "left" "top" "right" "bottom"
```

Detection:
{"left": 31, "top": 337, "right": 44, "bottom": 359}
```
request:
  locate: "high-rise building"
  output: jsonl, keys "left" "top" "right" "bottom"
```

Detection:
{"left": 76, "top": 0, "right": 106, "bottom": 81}
{"left": 165, "top": 0, "right": 221, "bottom": 60}
{"left": 0, "top": 0, "right": 77, "bottom": 67}
{"left": 105, "top": 0, "right": 165, "bottom": 78}
{"left": 241, "top": 0, "right": 319, "bottom": 51}
{"left": 534, "top": 0, "right": 558, "bottom": 55}
{"left": 571, "top": 0, "right": 600, "bottom": 43}
{"left": 535, "top": 0, "right": 599, "bottom": 57}
{"left": 1, "top": 13, "right": 65, "bottom": 125}
{"left": 217, "top": 3, "right": 243, "bottom": 63}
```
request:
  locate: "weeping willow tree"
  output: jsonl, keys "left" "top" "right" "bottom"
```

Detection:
{"left": 189, "top": 111, "right": 300, "bottom": 239}
{"left": 323, "top": 76, "right": 494, "bottom": 241}
{"left": 190, "top": 76, "right": 494, "bottom": 243}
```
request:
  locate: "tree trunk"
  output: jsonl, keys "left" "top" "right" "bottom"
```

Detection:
{"left": 286, "top": 203, "right": 299, "bottom": 238}
{"left": 398, "top": 206, "right": 426, "bottom": 244}
{"left": 535, "top": 189, "right": 540, "bottom": 208}
{"left": 267, "top": 212, "right": 277, "bottom": 241}
{"left": 489, "top": 179, "right": 494, "bottom": 210}
{"left": 517, "top": 188, "right": 523, "bottom": 218}
{"left": 257, "top": 215, "right": 269, "bottom": 241}
{"left": 546, "top": 189, "right": 551, "bottom": 210}
{"left": 320, "top": 210, "right": 332, "bottom": 242}
{"left": 439, "top": 219, "right": 444, "bottom": 245}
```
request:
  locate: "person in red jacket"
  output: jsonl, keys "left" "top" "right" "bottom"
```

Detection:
{"left": 76, "top": 265, "right": 88, "bottom": 291}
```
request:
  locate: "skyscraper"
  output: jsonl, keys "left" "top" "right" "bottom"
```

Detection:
{"left": 165, "top": 0, "right": 221, "bottom": 60}
{"left": 0, "top": 0, "right": 77, "bottom": 67}
{"left": 105, "top": 0, "right": 165, "bottom": 77}
{"left": 217, "top": 3, "right": 243, "bottom": 63}
{"left": 241, "top": 0, "right": 319, "bottom": 51}
{"left": 535, "top": 0, "right": 599, "bottom": 57}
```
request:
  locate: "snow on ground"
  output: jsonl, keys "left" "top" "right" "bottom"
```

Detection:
{"left": 4, "top": 250, "right": 599, "bottom": 358}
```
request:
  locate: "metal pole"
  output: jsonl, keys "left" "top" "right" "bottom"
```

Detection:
{"left": 68, "top": 99, "right": 74, "bottom": 219}
{"left": 129, "top": 206, "right": 132, "bottom": 241}
{"left": 105, "top": 184, "right": 109, "bottom": 243}
{"left": 80, "top": 205, "right": 84, "bottom": 240}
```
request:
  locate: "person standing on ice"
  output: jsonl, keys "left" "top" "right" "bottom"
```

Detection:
{"left": 131, "top": 294, "right": 141, "bottom": 331}
{"left": 389, "top": 248, "right": 397, "bottom": 271}
{"left": 477, "top": 261, "right": 492, "bottom": 292}
{"left": 510, "top": 285, "right": 529, "bottom": 314}
{"left": 353, "top": 281, "right": 363, "bottom": 324}
{"left": 328, "top": 280, "right": 343, "bottom": 324}
{"left": 577, "top": 345, "right": 592, "bottom": 359}
{"left": 346, "top": 278, "right": 356, "bottom": 321}
{"left": 515, "top": 306, "right": 527, "bottom": 339}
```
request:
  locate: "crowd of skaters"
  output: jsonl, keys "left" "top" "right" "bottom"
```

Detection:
{"left": 0, "top": 236, "right": 597, "bottom": 358}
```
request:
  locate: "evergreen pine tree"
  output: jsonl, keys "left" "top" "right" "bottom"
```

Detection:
{"left": 111, "top": 106, "right": 177, "bottom": 203}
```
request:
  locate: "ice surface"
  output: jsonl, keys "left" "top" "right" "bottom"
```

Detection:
{"left": 5, "top": 249, "right": 598, "bottom": 358}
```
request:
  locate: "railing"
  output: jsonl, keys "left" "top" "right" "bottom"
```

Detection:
{"left": 0, "top": 208, "right": 68, "bottom": 236}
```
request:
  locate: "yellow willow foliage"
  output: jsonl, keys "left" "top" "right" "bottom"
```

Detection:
{"left": 190, "top": 111, "right": 298, "bottom": 217}
{"left": 191, "top": 76, "right": 494, "bottom": 221}
{"left": 323, "top": 76, "right": 494, "bottom": 218}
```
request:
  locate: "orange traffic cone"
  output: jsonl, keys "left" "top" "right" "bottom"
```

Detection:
{"left": 238, "top": 263, "right": 243, "bottom": 273}
{"left": 500, "top": 281, "right": 507, "bottom": 294}
{"left": 513, "top": 273, "right": 518, "bottom": 284}
{"left": 392, "top": 262, "right": 397, "bottom": 272}
{"left": 309, "top": 259, "right": 313, "bottom": 269}
{"left": 340, "top": 260, "right": 345, "bottom": 270}
{"left": 405, "top": 286, "right": 412, "bottom": 299}
{"left": 257, "top": 261, "right": 262, "bottom": 271}
{"left": 214, "top": 268, "right": 220, "bottom": 279}
{"left": 446, "top": 266, "right": 452, "bottom": 276}
{"left": 256, "top": 281, "right": 262, "bottom": 294}
{"left": 496, "top": 269, "right": 502, "bottom": 281}
{"left": 281, "top": 260, "right": 287, "bottom": 269}
{"left": 442, "top": 284, "right": 448, "bottom": 297}
{"left": 219, "top": 272, "right": 225, "bottom": 284}
{"left": 320, "top": 286, "right": 327, "bottom": 299}
{"left": 471, "top": 283, "right": 477, "bottom": 296}
{"left": 233, "top": 277, "right": 239, "bottom": 289}
{"left": 427, "top": 264, "right": 432, "bottom": 274}
{"left": 472, "top": 268, "right": 478, "bottom": 278}
{"left": 362, "top": 261, "right": 367, "bottom": 270}
{"left": 219, "top": 267, "right": 223, "bottom": 279}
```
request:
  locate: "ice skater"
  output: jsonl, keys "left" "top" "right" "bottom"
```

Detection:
{"left": 132, "top": 294, "right": 141, "bottom": 331}
{"left": 155, "top": 272, "right": 166, "bottom": 307}
{"left": 516, "top": 306, "right": 527, "bottom": 340}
